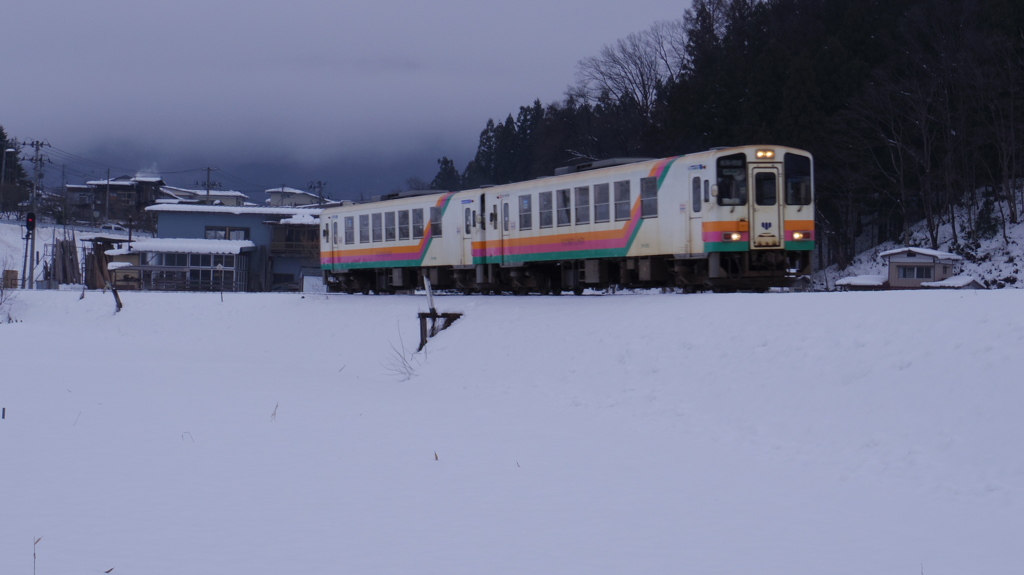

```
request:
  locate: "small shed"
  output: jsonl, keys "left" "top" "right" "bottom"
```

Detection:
{"left": 879, "top": 247, "right": 961, "bottom": 289}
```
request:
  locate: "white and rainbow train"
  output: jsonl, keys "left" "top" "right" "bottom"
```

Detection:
{"left": 320, "top": 145, "right": 814, "bottom": 294}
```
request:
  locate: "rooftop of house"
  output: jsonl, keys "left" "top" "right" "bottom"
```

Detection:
{"left": 878, "top": 247, "right": 963, "bottom": 260}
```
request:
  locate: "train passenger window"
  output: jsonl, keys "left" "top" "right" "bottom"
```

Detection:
{"left": 784, "top": 153, "right": 812, "bottom": 205}
{"left": 557, "top": 188, "right": 571, "bottom": 226}
{"left": 704, "top": 179, "right": 710, "bottom": 203}
{"left": 640, "top": 177, "right": 658, "bottom": 218}
{"left": 575, "top": 186, "right": 590, "bottom": 224}
{"left": 692, "top": 177, "right": 702, "bottom": 213}
{"left": 430, "top": 206, "right": 443, "bottom": 237}
{"left": 614, "top": 180, "right": 631, "bottom": 221}
{"left": 359, "top": 214, "right": 370, "bottom": 243}
{"left": 503, "top": 203, "right": 510, "bottom": 232}
{"left": 464, "top": 207, "right": 473, "bottom": 235}
{"left": 398, "top": 210, "right": 410, "bottom": 240}
{"left": 594, "top": 183, "right": 610, "bottom": 223}
{"left": 385, "top": 212, "right": 396, "bottom": 241}
{"left": 717, "top": 153, "right": 748, "bottom": 206}
{"left": 539, "top": 191, "right": 553, "bottom": 228}
{"left": 412, "top": 209, "right": 424, "bottom": 239}
{"left": 519, "top": 194, "right": 532, "bottom": 230}
{"left": 755, "top": 172, "right": 777, "bottom": 206}
{"left": 344, "top": 216, "right": 355, "bottom": 244}
{"left": 372, "top": 213, "right": 383, "bottom": 242}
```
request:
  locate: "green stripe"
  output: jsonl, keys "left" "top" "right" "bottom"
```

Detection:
{"left": 704, "top": 242, "right": 749, "bottom": 252}
{"left": 785, "top": 241, "right": 815, "bottom": 251}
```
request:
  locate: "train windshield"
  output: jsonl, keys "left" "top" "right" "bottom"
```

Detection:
{"left": 716, "top": 153, "right": 747, "bottom": 206}
{"left": 784, "top": 153, "right": 812, "bottom": 205}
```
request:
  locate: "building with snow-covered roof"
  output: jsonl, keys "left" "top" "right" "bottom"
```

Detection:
{"left": 159, "top": 186, "right": 250, "bottom": 207}
{"left": 879, "top": 247, "right": 970, "bottom": 289}
{"left": 102, "top": 238, "right": 256, "bottom": 292}
{"left": 265, "top": 186, "right": 323, "bottom": 207}
{"left": 66, "top": 175, "right": 166, "bottom": 227}
{"left": 145, "top": 203, "right": 322, "bottom": 291}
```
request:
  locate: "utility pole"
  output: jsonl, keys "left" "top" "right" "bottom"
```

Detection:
{"left": 0, "top": 137, "right": 17, "bottom": 215}
{"left": 309, "top": 180, "right": 327, "bottom": 206}
{"left": 25, "top": 140, "right": 48, "bottom": 289}
{"left": 196, "top": 167, "right": 219, "bottom": 204}
{"left": 105, "top": 167, "right": 110, "bottom": 223}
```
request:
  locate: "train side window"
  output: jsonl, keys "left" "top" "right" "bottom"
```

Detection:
{"left": 692, "top": 177, "right": 702, "bottom": 213}
{"left": 640, "top": 177, "right": 658, "bottom": 218}
{"left": 784, "top": 153, "right": 812, "bottom": 205}
{"left": 430, "top": 206, "right": 443, "bottom": 237}
{"left": 614, "top": 180, "right": 631, "bottom": 221}
{"left": 704, "top": 179, "right": 710, "bottom": 203}
{"left": 344, "top": 216, "right": 355, "bottom": 244}
{"left": 385, "top": 212, "right": 396, "bottom": 241}
{"left": 539, "top": 191, "right": 553, "bottom": 228}
{"left": 332, "top": 220, "right": 339, "bottom": 240}
{"left": 717, "top": 153, "right": 748, "bottom": 206}
{"left": 372, "top": 213, "right": 383, "bottom": 242}
{"left": 464, "top": 207, "right": 473, "bottom": 235}
{"left": 398, "top": 210, "right": 410, "bottom": 240}
{"left": 557, "top": 188, "right": 571, "bottom": 226}
{"left": 359, "top": 214, "right": 370, "bottom": 243}
{"left": 575, "top": 186, "right": 590, "bottom": 224}
{"left": 519, "top": 194, "right": 532, "bottom": 230}
{"left": 594, "top": 183, "right": 610, "bottom": 223}
{"left": 412, "top": 209, "right": 424, "bottom": 239}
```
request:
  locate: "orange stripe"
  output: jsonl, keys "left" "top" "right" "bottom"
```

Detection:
{"left": 785, "top": 220, "right": 814, "bottom": 230}
{"left": 326, "top": 243, "right": 424, "bottom": 258}
{"left": 471, "top": 226, "right": 628, "bottom": 250}
{"left": 703, "top": 221, "right": 750, "bottom": 232}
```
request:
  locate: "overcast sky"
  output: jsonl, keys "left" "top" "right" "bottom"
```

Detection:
{"left": 2, "top": 1, "right": 689, "bottom": 199}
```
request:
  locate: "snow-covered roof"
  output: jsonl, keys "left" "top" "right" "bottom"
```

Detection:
{"left": 276, "top": 213, "right": 320, "bottom": 225}
{"left": 835, "top": 275, "right": 887, "bottom": 287}
{"left": 161, "top": 186, "right": 248, "bottom": 199}
{"left": 105, "top": 238, "right": 255, "bottom": 256}
{"left": 86, "top": 175, "right": 165, "bottom": 187}
{"left": 147, "top": 204, "right": 322, "bottom": 216}
{"left": 878, "top": 247, "right": 962, "bottom": 261}
{"left": 265, "top": 186, "right": 315, "bottom": 196}
{"left": 107, "top": 261, "right": 134, "bottom": 270}
{"left": 922, "top": 275, "right": 985, "bottom": 289}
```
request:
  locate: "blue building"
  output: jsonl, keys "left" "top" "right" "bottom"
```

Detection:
{"left": 144, "top": 204, "right": 322, "bottom": 291}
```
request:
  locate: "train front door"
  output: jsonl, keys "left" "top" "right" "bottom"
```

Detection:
{"left": 750, "top": 167, "right": 782, "bottom": 248}
{"left": 461, "top": 196, "right": 477, "bottom": 266}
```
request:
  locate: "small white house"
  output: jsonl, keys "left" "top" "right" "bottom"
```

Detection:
{"left": 878, "top": 247, "right": 980, "bottom": 289}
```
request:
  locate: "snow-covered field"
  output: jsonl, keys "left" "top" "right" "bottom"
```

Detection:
{"left": 1, "top": 286, "right": 1021, "bottom": 575}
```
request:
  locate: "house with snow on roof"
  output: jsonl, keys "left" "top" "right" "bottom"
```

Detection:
{"left": 265, "top": 186, "right": 323, "bottom": 207}
{"left": 66, "top": 175, "right": 166, "bottom": 226}
{"left": 159, "top": 186, "right": 251, "bottom": 207}
{"left": 837, "top": 247, "right": 984, "bottom": 290}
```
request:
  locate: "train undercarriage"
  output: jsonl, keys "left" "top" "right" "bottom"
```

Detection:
{"left": 324, "top": 250, "right": 812, "bottom": 295}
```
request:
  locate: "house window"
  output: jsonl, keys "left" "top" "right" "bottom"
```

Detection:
{"left": 205, "top": 226, "right": 249, "bottom": 240}
{"left": 519, "top": 195, "right": 532, "bottom": 230}
{"left": 898, "top": 266, "right": 933, "bottom": 279}
{"left": 344, "top": 216, "right": 354, "bottom": 244}
{"left": 412, "top": 208, "right": 424, "bottom": 239}
{"left": 539, "top": 191, "right": 553, "bottom": 228}
{"left": 614, "top": 180, "right": 631, "bottom": 221}
{"left": 575, "top": 186, "right": 590, "bottom": 224}
{"left": 557, "top": 188, "right": 571, "bottom": 226}
{"left": 359, "top": 214, "right": 370, "bottom": 243}
{"left": 594, "top": 183, "right": 610, "bottom": 223}
{"left": 398, "top": 210, "right": 410, "bottom": 240}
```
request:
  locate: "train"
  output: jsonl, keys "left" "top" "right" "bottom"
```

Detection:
{"left": 319, "top": 145, "right": 814, "bottom": 294}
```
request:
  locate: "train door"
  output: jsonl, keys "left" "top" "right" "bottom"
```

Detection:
{"left": 688, "top": 175, "right": 705, "bottom": 255}
{"left": 461, "top": 197, "right": 476, "bottom": 266}
{"left": 500, "top": 198, "right": 511, "bottom": 265}
{"left": 327, "top": 214, "right": 340, "bottom": 266}
{"left": 750, "top": 167, "right": 782, "bottom": 248}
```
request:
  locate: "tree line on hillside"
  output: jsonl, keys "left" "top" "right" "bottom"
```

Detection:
{"left": 429, "top": 0, "right": 1024, "bottom": 269}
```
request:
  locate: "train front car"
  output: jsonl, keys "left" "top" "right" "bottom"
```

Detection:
{"left": 697, "top": 145, "right": 814, "bottom": 290}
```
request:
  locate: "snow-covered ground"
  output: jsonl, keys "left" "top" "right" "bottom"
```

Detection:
{"left": 1, "top": 218, "right": 1022, "bottom": 574}
{"left": 2, "top": 285, "right": 1022, "bottom": 575}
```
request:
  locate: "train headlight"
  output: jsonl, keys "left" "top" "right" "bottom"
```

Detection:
{"left": 722, "top": 232, "right": 743, "bottom": 242}
{"left": 792, "top": 231, "right": 811, "bottom": 241}
{"left": 755, "top": 149, "right": 775, "bottom": 159}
